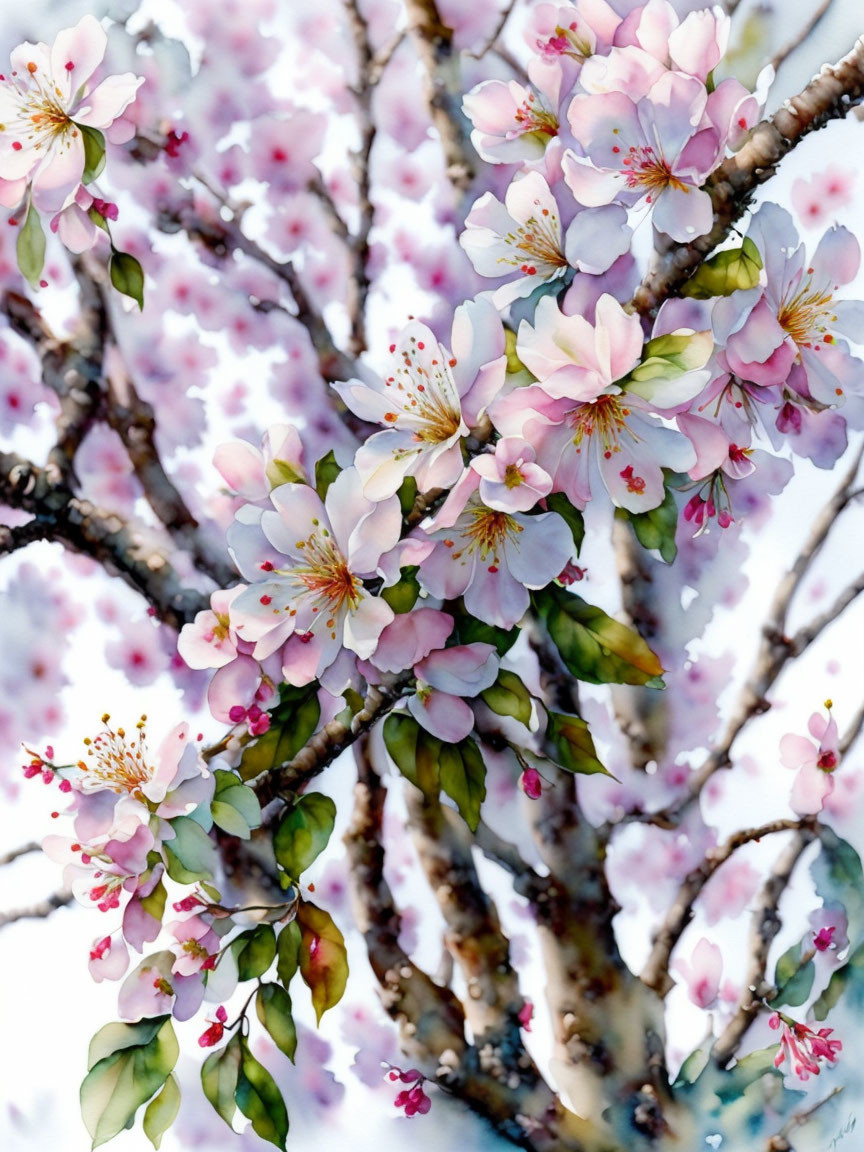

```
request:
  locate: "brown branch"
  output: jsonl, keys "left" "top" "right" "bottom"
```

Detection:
{"left": 645, "top": 442, "right": 864, "bottom": 826}
{"left": 633, "top": 37, "right": 864, "bottom": 317}
{"left": 3, "top": 284, "right": 105, "bottom": 484}
{"left": 840, "top": 696, "right": 864, "bottom": 756}
{"left": 765, "top": 1085, "right": 844, "bottom": 1151}
{"left": 0, "top": 519, "right": 53, "bottom": 554}
{"left": 468, "top": 0, "right": 518, "bottom": 60}
{"left": 253, "top": 674, "right": 414, "bottom": 806}
{"left": 0, "top": 888, "right": 73, "bottom": 929}
{"left": 344, "top": 0, "right": 377, "bottom": 357}
{"left": 641, "top": 819, "right": 813, "bottom": 996}
{"left": 0, "top": 452, "right": 209, "bottom": 629}
{"left": 474, "top": 819, "right": 545, "bottom": 896}
{"left": 346, "top": 737, "right": 600, "bottom": 1152}
{"left": 0, "top": 841, "right": 41, "bottom": 867}
{"left": 712, "top": 829, "right": 816, "bottom": 1067}
{"left": 405, "top": 787, "right": 528, "bottom": 1045}
{"left": 403, "top": 0, "right": 475, "bottom": 193}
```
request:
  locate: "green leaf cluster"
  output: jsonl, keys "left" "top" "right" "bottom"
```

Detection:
{"left": 383, "top": 713, "right": 486, "bottom": 830}
{"left": 211, "top": 769, "right": 262, "bottom": 839}
{"left": 81, "top": 1017, "right": 179, "bottom": 1149}
{"left": 202, "top": 1033, "right": 289, "bottom": 1150}
{"left": 239, "top": 684, "right": 320, "bottom": 782}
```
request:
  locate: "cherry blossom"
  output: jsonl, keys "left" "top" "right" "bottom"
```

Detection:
{"left": 418, "top": 489, "right": 573, "bottom": 628}
{"left": 674, "top": 937, "right": 722, "bottom": 1008}
{"left": 564, "top": 70, "right": 725, "bottom": 241}
{"left": 463, "top": 78, "right": 560, "bottom": 165}
{"left": 227, "top": 468, "right": 401, "bottom": 683}
{"left": 769, "top": 1012, "right": 842, "bottom": 1080}
{"left": 779, "top": 703, "right": 840, "bottom": 816}
{"left": 0, "top": 15, "right": 143, "bottom": 210}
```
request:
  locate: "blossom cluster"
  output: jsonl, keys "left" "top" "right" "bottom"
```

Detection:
{"left": 35, "top": 714, "right": 262, "bottom": 1024}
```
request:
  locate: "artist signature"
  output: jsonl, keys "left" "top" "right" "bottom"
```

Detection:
{"left": 828, "top": 1115, "right": 856, "bottom": 1151}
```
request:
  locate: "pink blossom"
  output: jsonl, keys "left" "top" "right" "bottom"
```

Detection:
{"left": 674, "top": 937, "right": 722, "bottom": 1008}
{"left": 0, "top": 16, "right": 143, "bottom": 210}
{"left": 564, "top": 70, "right": 725, "bottom": 242}
{"left": 213, "top": 424, "right": 307, "bottom": 503}
{"left": 387, "top": 1068, "right": 432, "bottom": 1117}
{"left": 198, "top": 1005, "right": 228, "bottom": 1048}
{"left": 460, "top": 171, "right": 628, "bottom": 306}
{"left": 88, "top": 933, "right": 130, "bottom": 983}
{"left": 517, "top": 999, "right": 534, "bottom": 1030}
{"left": 418, "top": 490, "right": 573, "bottom": 629}
{"left": 470, "top": 437, "right": 552, "bottom": 513}
{"left": 520, "top": 768, "right": 543, "bottom": 798}
{"left": 178, "top": 586, "right": 247, "bottom": 670}
{"left": 791, "top": 166, "right": 855, "bottom": 229}
{"left": 769, "top": 1012, "right": 842, "bottom": 1080}
{"left": 408, "top": 643, "right": 499, "bottom": 741}
{"left": 463, "top": 78, "right": 559, "bottom": 165}
{"left": 228, "top": 468, "right": 400, "bottom": 682}
{"left": 779, "top": 704, "right": 840, "bottom": 816}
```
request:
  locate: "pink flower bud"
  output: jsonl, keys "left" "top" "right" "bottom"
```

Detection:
{"left": 520, "top": 768, "right": 542, "bottom": 798}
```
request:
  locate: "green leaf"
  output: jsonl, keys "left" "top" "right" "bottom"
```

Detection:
{"left": 239, "top": 687, "right": 320, "bottom": 782}
{"left": 257, "top": 983, "right": 298, "bottom": 1062}
{"left": 276, "top": 920, "right": 303, "bottom": 987}
{"left": 274, "top": 792, "right": 336, "bottom": 879}
{"left": 16, "top": 202, "right": 45, "bottom": 289}
{"left": 397, "top": 476, "right": 418, "bottom": 517}
{"left": 142, "top": 1073, "right": 180, "bottom": 1150}
{"left": 545, "top": 492, "right": 585, "bottom": 555}
{"left": 237, "top": 1038, "right": 289, "bottom": 1149}
{"left": 109, "top": 250, "right": 145, "bottom": 310}
{"left": 265, "top": 459, "right": 304, "bottom": 488}
{"left": 481, "top": 669, "right": 533, "bottom": 726}
{"left": 297, "top": 902, "right": 348, "bottom": 1023}
{"left": 812, "top": 941, "right": 864, "bottom": 1021}
{"left": 533, "top": 584, "right": 665, "bottom": 687}
{"left": 454, "top": 614, "right": 519, "bottom": 656}
{"left": 233, "top": 924, "right": 277, "bottom": 981}
{"left": 382, "top": 712, "right": 441, "bottom": 795}
{"left": 772, "top": 939, "right": 815, "bottom": 1008}
{"left": 811, "top": 829, "right": 864, "bottom": 946}
{"left": 88, "top": 1018, "right": 168, "bottom": 1070}
{"left": 211, "top": 770, "right": 262, "bottom": 839}
{"left": 546, "top": 711, "right": 611, "bottom": 776}
{"left": 314, "top": 450, "right": 341, "bottom": 500}
{"left": 673, "top": 1044, "right": 710, "bottom": 1088}
{"left": 627, "top": 331, "right": 714, "bottom": 382}
{"left": 201, "top": 1033, "right": 242, "bottom": 1130}
{"left": 439, "top": 737, "right": 486, "bottom": 832}
{"left": 620, "top": 480, "right": 679, "bottom": 565}
{"left": 681, "top": 237, "right": 763, "bottom": 300}
{"left": 162, "top": 815, "right": 217, "bottom": 884}
{"left": 713, "top": 1046, "right": 782, "bottom": 1103}
{"left": 381, "top": 566, "right": 420, "bottom": 613}
{"left": 138, "top": 877, "right": 167, "bottom": 923}
{"left": 79, "top": 124, "right": 107, "bottom": 184}
{"left": 81, "top": 1018, "right": 178, "bottom": 1148}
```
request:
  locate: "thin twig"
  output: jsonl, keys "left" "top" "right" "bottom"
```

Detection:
{"left": 0, "top": 841, "right": 41, "bottom": 867}
{"left": 712, "top": 830, "right": 816, "bottom": 1067}
{"left": 766, "top": 1085, "right": 844, "bottom": 1150}
{"left": 0, "top": 888, "right": 73, "bottom": 929}
{"left": 770, "top": 0, "right": 835, "bottom": 74}
{"left": 468, "top": 0, "right": 518, "bottom": 59}
{"left": 641, "top": 819, "right": 813, "bottom": 995}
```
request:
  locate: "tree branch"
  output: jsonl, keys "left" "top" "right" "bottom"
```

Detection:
{"left": 641, "top": 819, "right": 813, "bottom": 996}
{"left": 634, "top": 37, "right": 864, "bottom": 317}
{"left": 712, "top": 829, "right": 816, "bottom": 1067}
{"left": 403, "top": 0, "right": 475, "bottom": 194}
{"left": 0, "top": 452, "right": 209, "bottom": 629}
{"left": 253, "top": 674, "right": 414, "bottom": 806}
{"left": 0, "top": 841, "right": 41, "bottom": 867}
{"left": 0, "top": 888, "right": 73, "bottom": 929}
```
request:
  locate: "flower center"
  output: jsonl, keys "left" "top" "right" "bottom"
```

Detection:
{"left": 513, "top": 91, "right": 558, "bottom": 139}
{"left": 538, "top": 22, "right": 593, "bottom": 61}
{"left": 1, "top": 66, "right": 75, "bottom": 153}
{"left": 777, "top": 276, "right": 836, "bottom": 348}
{"left": 289, "top": 526, "right": 362, "bottom": 626}
{"left": 461, "top": 505, "right": 522, "bottom": 563}
{"left": 79, "top": 715, "right": 153, "bottom": 796}
{"left": 504, "top": 463, "right": 526, "bottom": 488}
{"left": 497, "top": 201, "right": 566, "bottom": 276}
{"left": 383, "top": 337, "right": 463, "bottom": 443}
{"left": 568, "top": 395, "right": 637, "bottom": 458}
{"left": 621, "top": 145, "right": 688, "bottom": 200}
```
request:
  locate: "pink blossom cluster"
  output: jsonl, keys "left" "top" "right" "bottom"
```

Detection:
{"left": 38, "top": 715, "right": 235, "bottom": 1022}
{"left": 0, "top": 16, "right": 142, "bottom": 256}
{"left": 768, "top": 1012, "right": 842, "bottom": 1080}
